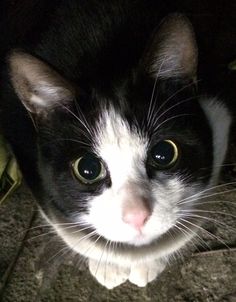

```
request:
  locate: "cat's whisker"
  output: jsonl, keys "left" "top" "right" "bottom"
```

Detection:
{"left": 179, "top": 218, "right": 230, "bottom": 250}
{"left": 146, "top": 54, "right": 189, "bottom": 129}
{"left": 177, "top": 182, "right": 236, "bottom": 205}
{"left": 47, "top": 244, "right": 71, "bottom": 264}
{"left": 178, "top": 212, "right": 236, "bottom": 234}
{"left": 73, "top": 255, "right": 86, "bottom": 274}
{"left": 165, "top": 229, "right": 178, "bottom": 263}
{"left": 27, "top": 224, "right": 91, "bottom": 241}
{"left": 171, "top": 229, "right": 186, "bottom": 263}
{"left": 152, "top": 113, "right": 193, "bottom": 133}
{"left": 178, "top": 188, "right": 236, "bottom": 206}
{"left": 166, "top": 228, "right": 185, "bottom": 264}
{"left": 27, "top": 230, "right": 58, "bottom": 241}
{"left": 61, "top": 104, "right": 93, "bottom": 137}
{"left": 41, "top": 125, "right": 92, "bottom": 147}
{"left": 152, "top": 95, "right": 202, "bottom": 129}
{"left": 49, "top": 138, "right": 91, "bottom": 147}
{"left": 146, "top": 54, "right": 170, "bottom": 128}
{"left": 199, "top": 162, "right": 236, "bottom": 171}
{"left": 180, "top": 209, "right": 236, "bottom": 219}
{"left": 174, "top": 223, "right": 205, "bottom": 253}
{"left": 40, "top": 130, "right": 92, "bottom": 147}
{"left": 104, "top": 240, "right": 112, "bottom": 285}
{"left": 94, "top": 239, "right": 109, "bottom": 279}
{"left": 151, "top": 79, "right": 201, "bottom": 124}
{"left": 84, "top": 235, "right": 102, "bottom": 261}
{"left": 71, "top": 124, "right": 93, "bottom": 142}
{"left": 21, "top": 221, "right": 85, "bottom": 235}
{"left": 188, "top": 181, "right": 236, "bottom": 198}
{"left": 146, "top": 72, "right": 159, "bottom": 128}
{"left": 47, "top": 230, "right": 97, "bottom": 264}
{"left": 70, "top": 225, "right": 95, "bottom": 235}
{"left": 53, "top": 221, "right": 90, "bottom": 228}
{"left": 54, "top": 231, "right": 97, "bottom": 261}
{"left": 74, "top": 100, "right": 92, "bottom": 134}
{"left": 174, "top": 224, "right": 210, "bottom": 254}
{"left": 176, "top": 220, "right": 211, "bottom": 251}
{"left": 181, "top": 199, "right": 236, "bottom": 207}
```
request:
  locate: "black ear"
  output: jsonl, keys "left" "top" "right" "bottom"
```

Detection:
{"left": 8, "top": 51, "right": 75, "bottom": 118}
{"left": 142, "top": 14, "right": 198, "bottom": 81}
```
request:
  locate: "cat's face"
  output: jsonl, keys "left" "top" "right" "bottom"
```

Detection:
{"left": 34, "top": 92, "right": 212, "bottom": 248}
{"left": 67, "top": 106, "right": 209, "bottom": 247}
{"left": 8, "top": 15, "right": 231, "bottom": 257}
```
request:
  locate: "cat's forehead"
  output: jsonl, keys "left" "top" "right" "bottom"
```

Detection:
{"left": 95, "top": 107, "right": 146, "bottom": 147}
{"left": 94, "top": 107, "right": 148, "bottom": 186}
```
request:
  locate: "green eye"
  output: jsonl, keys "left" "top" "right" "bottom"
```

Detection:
{"left": 150, "top": 140, "right": 178, "bottom": 168}
{"left": 72, "top": 154, "right": 106, "bottom": 184}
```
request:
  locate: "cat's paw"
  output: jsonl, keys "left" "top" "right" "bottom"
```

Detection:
{"left": 128, "top": 259, "right": 166, "bottom": 287}
{"left": 88, "top": 259, "right": 130, "bottom": 289}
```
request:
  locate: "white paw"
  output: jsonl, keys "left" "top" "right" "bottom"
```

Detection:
{"left": 88, "top": 259, "right": 130, "bottom": 289}
{"left": 128, "top": 259, "right": 166, "bottom": 287}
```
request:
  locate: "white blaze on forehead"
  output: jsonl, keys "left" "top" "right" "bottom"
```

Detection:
{"left": 94, "top": 108, "right": 148, "bottom": 189}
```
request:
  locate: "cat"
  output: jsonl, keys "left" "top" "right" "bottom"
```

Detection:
{"left": 0, "top": 0, "right": 232, "bottom": 289}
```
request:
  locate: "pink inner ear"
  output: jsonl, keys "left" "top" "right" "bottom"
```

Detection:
{"left": 8, "top": 50, "right": 75, "bottom": 115}
{"left": 142, "top": 14, "right": 198, "bottom": 80}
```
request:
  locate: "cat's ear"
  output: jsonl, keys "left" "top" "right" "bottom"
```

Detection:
{"left": 8, "top": 51, "right": 75, "bottom": 117}
{"left": 142, "top": 14, "right": 198, "bottom": 81}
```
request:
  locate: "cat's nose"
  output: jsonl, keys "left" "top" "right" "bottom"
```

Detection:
{"left": 122, "top": 204, "right": 150, "bottom": 230}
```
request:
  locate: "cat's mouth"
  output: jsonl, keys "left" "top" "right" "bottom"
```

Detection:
{"left": 46, "top": 205, "right": 205, "bottom": 266}
{"left": 47, "top": 208, "right": 162, "bottom": 248}
{"left": 51, "top": 215, "right": 198, "bottom": 265}
{"left": 45, "top": 189, "right": 204, "bottom": 253}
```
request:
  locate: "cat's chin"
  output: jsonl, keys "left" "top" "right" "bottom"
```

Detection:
{"left": 43, "top": 208, "right": 201, "bottom": 268}
{"left": 124, "top": 234, "right": 157, "bottom": 247}
{"left": 107, "top": 230, "right": 160, "bottom": 247}
{"left": 87, "top": 223, "right": 168, "bottom": 247}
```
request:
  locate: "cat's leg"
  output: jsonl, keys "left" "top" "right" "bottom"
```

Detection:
{"left": 128, "top": 259, "right": 166, "bottom": 287}
{"left": 88, "top": 258, "right": 130, "bottom": 289}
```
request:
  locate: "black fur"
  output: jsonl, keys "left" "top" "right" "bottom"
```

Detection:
{"left": 0, "top": 0, "right": 213, "bottom": 221}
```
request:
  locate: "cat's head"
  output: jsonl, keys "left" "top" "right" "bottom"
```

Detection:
{"left": 8, "top": 15, "right": 231, "bottom": 258}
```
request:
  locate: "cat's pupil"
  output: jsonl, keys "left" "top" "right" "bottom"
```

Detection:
{"left": 151, "top": 140, "right": 178, "bottom": 168}
{"left": 78, "top": 155, "right": 102, "bottom": 181}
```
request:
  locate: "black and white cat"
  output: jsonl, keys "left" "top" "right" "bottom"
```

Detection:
{"left": 0, "top": 1, "right": 232, "bottom": 289}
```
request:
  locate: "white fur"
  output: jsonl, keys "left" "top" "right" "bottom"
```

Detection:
{"left": 88, "top": 259, "right": 130, "bottom": 289}
{"left": 49, "top": 99, "right": 231, "bottom": 289}
{"left": 30, "top": 81, "right": 69, "bottom": 110}
{"left": 53, "top": 108, "right": 202, "bottom": 263}
{"left": 30, "top": 94, "right": 49, "bottom": 107}
{"left": 80, "top": 108, "right": 186, "bottom": 245}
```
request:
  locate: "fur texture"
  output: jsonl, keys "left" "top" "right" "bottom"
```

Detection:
{"left": 0, "top": 1, "right": 232, "bottom": 289}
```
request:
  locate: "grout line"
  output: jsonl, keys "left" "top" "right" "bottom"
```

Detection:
{"left": 0, "top": 210, "right": 37, "bottom": 299}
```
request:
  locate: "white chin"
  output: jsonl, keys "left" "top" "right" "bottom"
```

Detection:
{"left": 100, "top": 231, "right": 157, "bottom": 247}
{"left": 126, "top": 234, "right": 157, "bottom": 246}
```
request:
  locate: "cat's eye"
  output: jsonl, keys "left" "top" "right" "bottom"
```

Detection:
{"left": 150, "top": 140, "right": 178, "bottom": 169}
{"left": 72, "top": 154, "right": 106, "bottom": 184}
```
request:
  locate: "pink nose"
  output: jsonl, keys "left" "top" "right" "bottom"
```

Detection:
{"left": 123, "top": 209, "right": 150, "bottom": 230}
